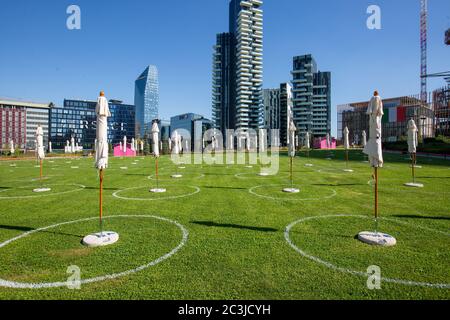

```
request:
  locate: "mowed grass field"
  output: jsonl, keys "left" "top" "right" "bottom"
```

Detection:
{"left": 0, "top": 149, "right": 448, "bottom": 300}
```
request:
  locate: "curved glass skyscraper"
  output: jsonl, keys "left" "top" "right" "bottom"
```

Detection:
{"left": 135, "top": 65, "right": 159, "bottom": 137}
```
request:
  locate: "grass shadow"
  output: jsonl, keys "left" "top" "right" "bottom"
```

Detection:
{"left": 391, "top": 214, "right": 450, "bottom": 221}
{"left": 191, "top": 221, "right": 277, "bottom": 232}
{"left": 0, "top": 224, "right": 83, "bottom": 238}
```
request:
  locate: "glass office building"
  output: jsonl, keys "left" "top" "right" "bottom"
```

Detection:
{"left": 135, "top": 65, "right": 159, "bottom": 137}
{"left": 170, "top": 113, "right": 213, "bottom": 150}
{"left": 49, "top": 99, "right": 135, "bottom": 150}
{"left": 291, "top": 54, "right": 331, "bottom": 138}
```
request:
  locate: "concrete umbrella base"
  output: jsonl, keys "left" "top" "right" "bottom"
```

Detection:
{"left": 357, "top": 231, "right": 396, "bottom": 247}
{"left": 82, "top": 231, "right": 119, "bottom": 247}
{"left": 343, "top": 169, "right": 354, "bottom": 172}
{"left": 404, "top": 182, "right": 424, "bottom": 188}
{"left": 150, "top": 188, "right": 167, "bottom": 193}
{"left": 305, "top": 164, "right": 314, "bottom": 167}
{"left": 258, "top": 172, "right": 270, "bottom": 176}
{"left": 33, "top": 188, "right": 52, "bottom": 193}
{"left": 171, "top": 174, "right": 183, "bottom": 178}
{"left": 283, "top": 188, "right": 300, "bottom": 193}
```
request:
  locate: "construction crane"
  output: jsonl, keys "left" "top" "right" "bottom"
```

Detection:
{"left": 420, "top": 0, "right": 428, "bottom": 103}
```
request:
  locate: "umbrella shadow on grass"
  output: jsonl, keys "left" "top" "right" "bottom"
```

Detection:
{"left": 391, "top": 214, "right": 450, "bottom": 221}
{"left": 83, "top": 186, "right": 120, "bottom": 191}
{"left": 191, "top": 221, "right": 277, "bottom": 233}
{"left": 0, "top": 225, "right": 83, "bottom": 238}
{"left": 202, "top": 186, "right": 247, "bottom": 190}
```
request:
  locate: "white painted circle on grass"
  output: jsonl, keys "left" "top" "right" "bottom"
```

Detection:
{"left": 249, "top": 184, "right": 336, "bottom": 201}
{"left": 0, "top": 184, "right": 86, "bottom": 199}
{"left": 0, "top": 215, "right": 188, "bottom": 289}
{"left": 285, "top": 214, "right": 450, "bottom": 289}
{"left": 147, "top": 173, "right": 204, "bottom": 181}
{"left": 113, "top": 185, "right": 200, "bottom": 201}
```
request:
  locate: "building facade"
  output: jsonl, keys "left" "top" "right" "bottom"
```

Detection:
{"left": 291, "top": 54, "right": 331, "bottom": 138}
{"left": 262, "top": 88, "right": 280, "bottom": 132}
{"left": 433, "top": 85, "right": 450, "bottom": 136}
{"left": 337, "top": 95, "right": 434, "bottom": 143}
{"left": 170, "top": 113, "right": 213, "bottom": 150}
{"left": 135, "top": 65, "right": 159, "bottom": 137}
{"left": 0, "top": 99, "right": 52, "bottom": 150}
{"left": 212, "top": 0, "right": 264, "bottom": 133}
{"left": 49, "top": 99, "right": 135, "bottom": 149}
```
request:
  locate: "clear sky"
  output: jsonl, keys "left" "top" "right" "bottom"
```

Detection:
{"left": 0, "top": 0, "right": 448, "bottom": 135}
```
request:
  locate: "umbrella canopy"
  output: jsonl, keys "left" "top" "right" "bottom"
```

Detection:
{"left": 326, "top": 134, "right": 330, "bottom": 149}
{"left": 119, "top": 141, "right": 122, "bottom": 151}
{"left": 343, "top": 127, "right": 350, "bottom": 150}
{"left": 10, "top": 140, "right": 14, "bottom": 154}
{"left": 131, "top": 138, "right": 135, "bottom": 151}
{"left": 288, "top": 118, "right": 297, "bottom": 157}
{"left": 362, "top": 130, "right": 367, "bottom": 147}
{"left": 36, "top": 126, "right": 45, "bottom": 160}
{"left": 151, "top": 122, "right": 160, "bottom": 157}
{"left": 95, "top": 94, "right": 111, "bottom": 169}
{"left": 123, "top": 136, "right": 127, "bottom": 153}
{"left": 407, "top": 119, "right": 418, "bottom": 154}
{"left": 48, "top": 141, "right": 52, "bottom": 153}
{"left": 305, "top": 132, "right": 310, "bottom": 149}
{"left": 140, "top": 140, "right": 144, "bottom": 151}
{"left": 363, "top": 95, "right": 384, "bottom": 167}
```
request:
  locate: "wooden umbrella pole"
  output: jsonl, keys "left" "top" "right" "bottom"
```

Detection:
{"left": 99, "top": 169, "right": 104, "bottom": 234}
{"left": 346, "top": 150, "right": 348, "bottom": 168}
{"left": 39, "top": 159, "right": 43, "bottom": 185}
{"left": 290, "top": 156, "right": 293, "bottom": 188}
{"left": 156, "top": 157, "right": 159, "bottom": 189}
{"left": 412, "top": 153, "right": 416, "bottom": 183}
{"left": 374, "top": 166, "right": 379, "bottom": 232}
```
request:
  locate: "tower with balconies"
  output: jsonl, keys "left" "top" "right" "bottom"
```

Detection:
{"left": 291, "top": 54, "right": 331, "bottom": 138}
{"left": 212, "top": 0, "right": 264, "bottom": 132}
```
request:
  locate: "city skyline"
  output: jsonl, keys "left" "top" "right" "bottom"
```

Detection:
{"left": 0, "top": 0, "right": 449, "bottom": 136}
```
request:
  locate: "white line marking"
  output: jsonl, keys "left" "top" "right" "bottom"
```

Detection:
{"left": 0, "top": 215, "right": 188, "bottom": 289}
{"left": 249, "top": 184, "right": 337, "bottom": 201}
{"left": 285, "top": 214, "right": 450, "bottom": 289}
{"left": 112, "top": 186, "right": 200, "bottom": 201}
{"left": 0, "top": 184, "right": 86, "bottom": 199}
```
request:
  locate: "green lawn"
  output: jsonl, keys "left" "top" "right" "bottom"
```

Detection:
{"left": 0, "top": 150, "right": 449, "bottom": 300}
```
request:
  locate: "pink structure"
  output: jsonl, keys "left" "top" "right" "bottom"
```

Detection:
{"left": 113, "top": 144, "right": 136, "bottom": 157}
{"left": 314, "top": 137, "right": 337, "bottom": 149}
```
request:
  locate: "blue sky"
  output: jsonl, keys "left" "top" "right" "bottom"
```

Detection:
{"left": 0, "top": 0, "right": 448, "bottom": 135}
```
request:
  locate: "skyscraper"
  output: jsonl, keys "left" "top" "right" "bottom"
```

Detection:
{"left": 291, "top": 54, "right": 331, "bottom": 138}
{"left": 263, "top": 88, "right": 280, "bottom": 131}
{"left": 279, "top": 82, "right": 293, "bottom": 146}
{"left": 134, "top": 65, "right": 159, "bottom": 137}
{"left": 212, "top": 0, "right": 263, "bottom": 133}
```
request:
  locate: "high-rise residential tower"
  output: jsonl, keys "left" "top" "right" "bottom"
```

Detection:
{"left": 135, "top": 65, "right": 159, "bottom": 137}
{"left": 212, "top": 0, "right": 263, "bottom": 133}
{"left": 263, "top": 88, "right": 280, "bottom": 131}
{"left": 291, "top": 54, "right": 331, "bottom": 138}
{"left": 279, "top": 82, "right": 293, "bottom": 146}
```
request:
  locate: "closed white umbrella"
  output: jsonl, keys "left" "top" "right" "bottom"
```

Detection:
{"left": 131, "top": 138, "right": 135, "bottom": 152}
{"left": 10, "top": 140, "right": 14, "bottom": 154}
{"left": 259, "top": 129, "right": 266, "bottom": 153}
{"left": 140, "top": 140, "right": 144, "bottom": 152}
{"left": 171, "top": 131, "right": 182, "bottom": 179}
{"left": 343, "top": 127, "right": 350, "bottom": 150}
{"left": 407, "top": 119, "right": 418, "bottom": 154}
{"left": 33, "top": 124, "right": 50, "bottom": 193}
{"left": 359, "top": 92, "right": 396, "bottom": 247}
{"left": 305, "top": 132, "right": 310, "bottom": 149}
{"left": 123, "top": 136, "right": 127, "bottom": 153}
{"left": 363, "top": 95, "right": 384, "bottom": 168}
{"left": 326, "top": 133, "right": 331, "bottom": 149}
{"left": 71, "top": 136, "right": 75, "bottom": 153}
{"left": 405, "top": 118, "right": 423, "bottom": 188}
{"left": 48, "top": 141, "right": 52, "bottom": 153}
{"left": 343, "top": 127, "right": 353, "bottom": 172}
{"left": 202, "top": 137, "right": 205, "bottom": 150}
{"left": 362, "top": 131, "right": 367, "bottom": 147}
{"left": 284, "top": 118, "right": 299, "bottom": 193}
{"left": 150, "top": 121, "right": 165, "bottom": 192}
{"left": 83, "top": 91, "right": 119, "bottom": 247}
{"left": 169, "top": 137, "right": 172, "bottom": 151}
{"left": 119, "top": 141, "right": 122, "bottom": 153}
